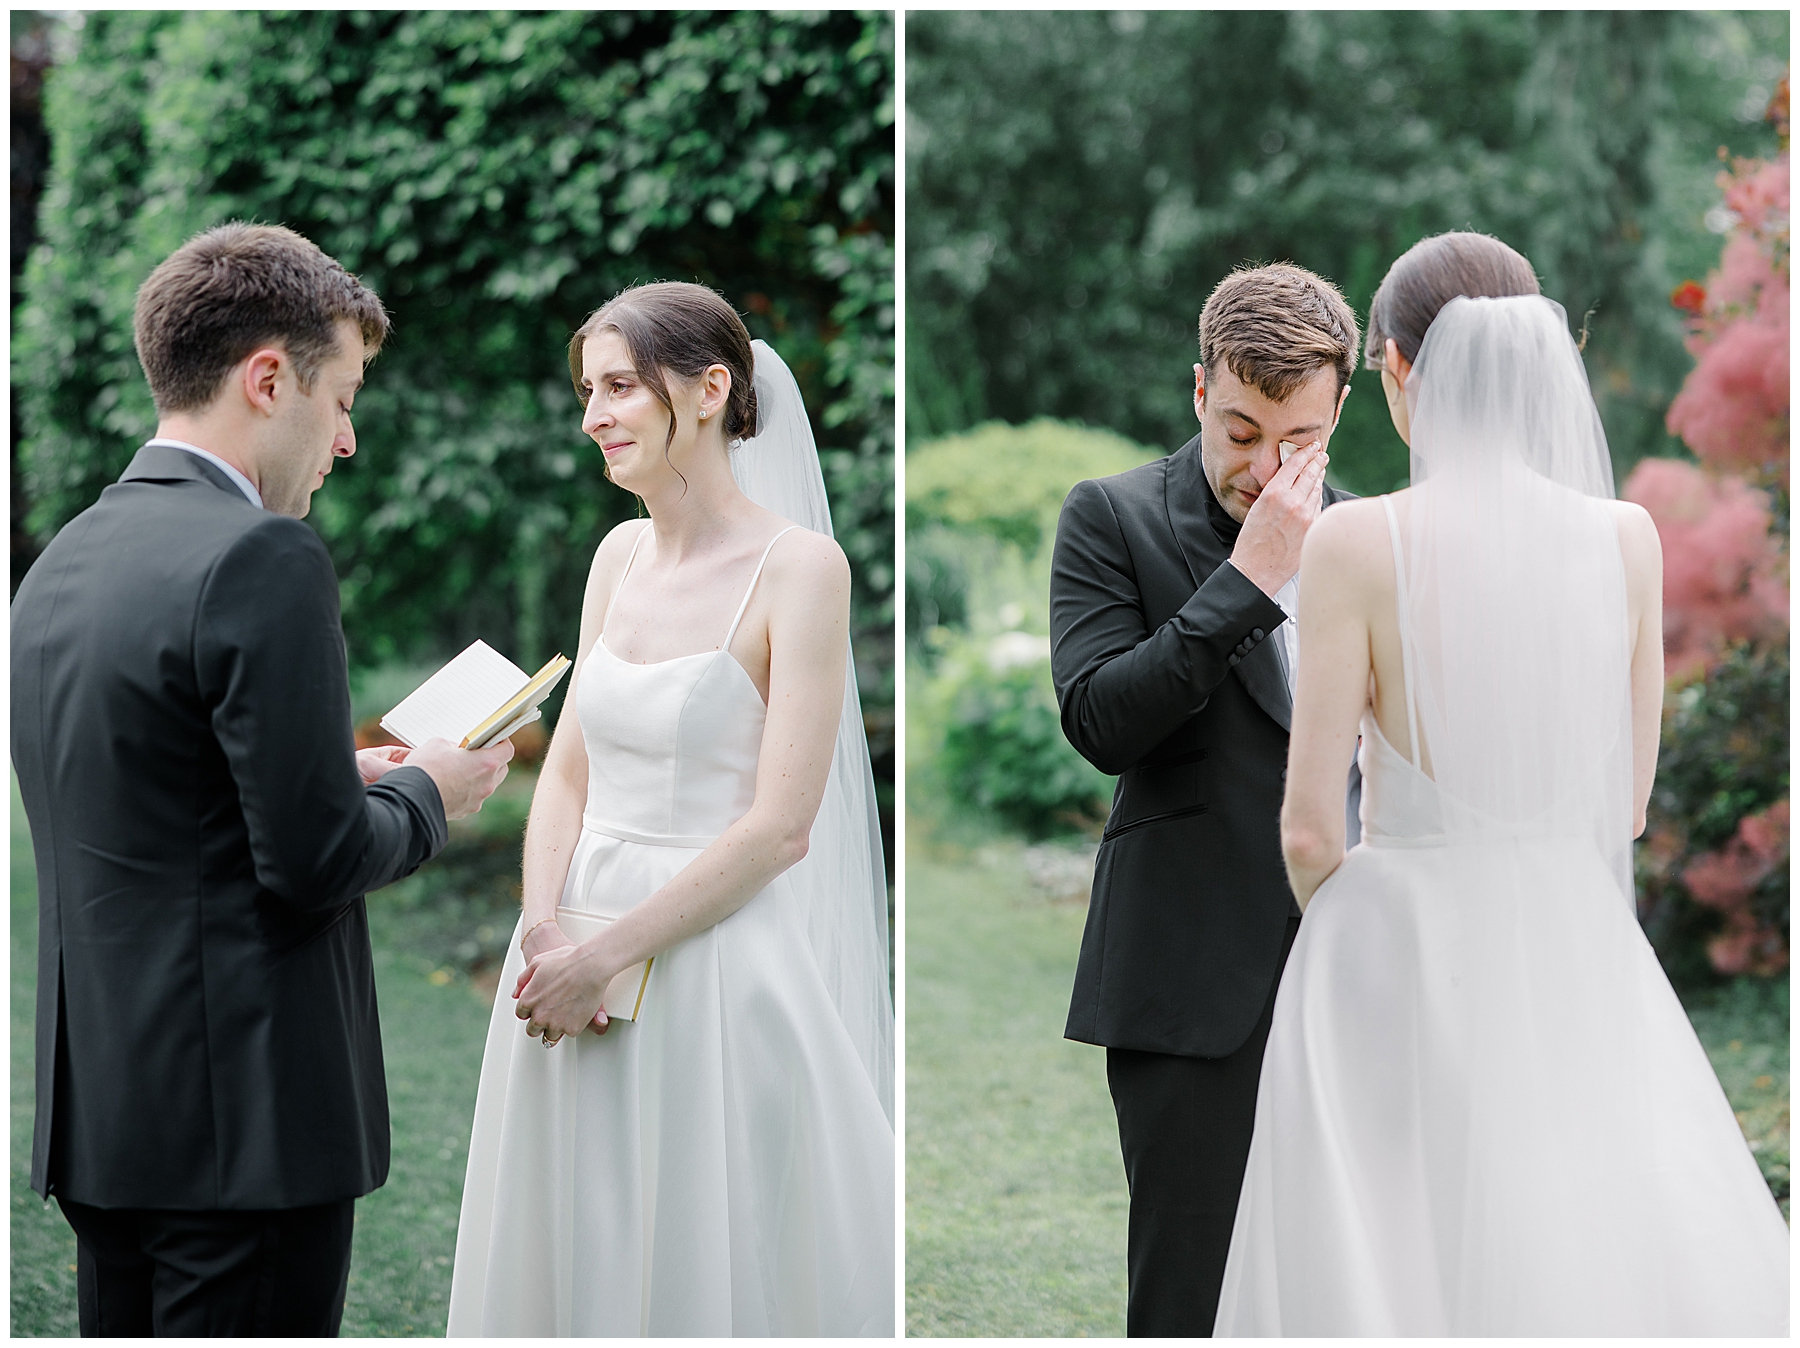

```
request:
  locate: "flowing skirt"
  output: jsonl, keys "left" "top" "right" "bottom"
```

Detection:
{"left": 447, "top": 829, "right": 894, "bottom": 1336}
{"left": 1215, "top": 836, "right": 1789, "bottom": 1336}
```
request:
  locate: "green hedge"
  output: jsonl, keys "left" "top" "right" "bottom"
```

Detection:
{"left": 15, "top": 10, "right": 893, "bottom": 712}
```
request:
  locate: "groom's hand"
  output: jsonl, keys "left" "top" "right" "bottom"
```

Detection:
{"left": 1228, "top": 439, "right": 1328, "bottom": 597}
{"left": 355, "top": 744, "right": 411, "bottom": 784}
{"left": 407, "top": 738, "right": 514, "bottom": 821}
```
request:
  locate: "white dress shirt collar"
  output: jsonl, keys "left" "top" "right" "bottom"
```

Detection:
{"left": 146, "top": 438, "right": 263, "bottom": 509}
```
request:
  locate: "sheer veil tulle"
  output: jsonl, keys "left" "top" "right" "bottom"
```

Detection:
{"left": 1400, "top": 295, "right": 1634, "bottom": 899}
{"left": 731, "top": 339, "right": 893, "bottom": 1122}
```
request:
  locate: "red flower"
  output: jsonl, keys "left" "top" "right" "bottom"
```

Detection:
{"left": 1670, "top": 280, "right": 1707, "bottom": 315}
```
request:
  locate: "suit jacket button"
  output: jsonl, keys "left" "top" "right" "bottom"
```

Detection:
{"left": 1228, "top": 653, "right": 1240, "bottom": 667}
{"left": 1251, "top": 627, "right": 1265, "bottom": 641}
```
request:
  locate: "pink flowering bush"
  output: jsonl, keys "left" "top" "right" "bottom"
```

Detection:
{"left": 1664, "top": 86, "right": 1790, "bottom": 488}
{"left": 1682, "top": 801, "right": 1790, "bottom": 977}
{"left": 1623, "top": 459, "right": 1786, "bottom": 684}
{"left": 1629, "top": 77, "right": 1789, "bottom": 983}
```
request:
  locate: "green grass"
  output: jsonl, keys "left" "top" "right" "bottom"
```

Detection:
{"left": 905, "top": 828, "right": 1128, "bottom": 1337}
{"left": 1685, "top": 977, "right": 1791, "bottom": 1220}
{"left": 903, "top": 809, "right": 1791, "bottom": 1337}
{"left": 11, "top": 769, "right": 535, "bottom": 1336}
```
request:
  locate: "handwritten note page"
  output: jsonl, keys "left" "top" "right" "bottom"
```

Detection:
{"left": 380, "top": 640, "right": 529, "bottom": 748}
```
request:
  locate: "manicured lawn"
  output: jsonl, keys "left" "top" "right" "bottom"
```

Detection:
{"left": 904, "top": 832, "right": 1128, "bottom": 1337}
{"left": 903, "top": 824, "right": 1790, "bottom": 1337}
{"left": 10, "top": 770, "right": 532, "bottom": 1336}
{"left": 1685, "top": 976, "right": 1791, "bottom": 1220}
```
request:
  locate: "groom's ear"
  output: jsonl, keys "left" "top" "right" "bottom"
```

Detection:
{"left": 1193, "top": 362, "right": 1206, "bottom": 421}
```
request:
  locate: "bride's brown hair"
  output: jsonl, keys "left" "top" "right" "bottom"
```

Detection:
{"left": 568, "top": 281, "right": 761, "bottom": 454}
{"left": 1363, "top": 233, "right": 1540, "bottom": 368}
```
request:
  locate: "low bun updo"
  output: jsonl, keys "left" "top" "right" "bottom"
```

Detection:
{"left": 1363, "top": 232, "right": 1541, "bottom": 369}
{"left": 568, "top": 281, "right": 761, "bottom": 449}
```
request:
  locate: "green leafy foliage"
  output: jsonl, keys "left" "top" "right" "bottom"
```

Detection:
{"left": 926, "top": 632, "right": 1113, "bottom": 841}
{"left": 907, "top": 417, "right": 1155, "bottom": 554}
{"left": 907, "top": 11, "right": 1787, "bottom": 494}
{"left": 904, "top": 418, "right": 1154, "bottom": 659}
{"left": 906, "top": 421, "right": 1153, "bottom": 837}
{"left": 1638, "top": 643, "right": 1790, "bottom": 989}
{"left": 15, "top": 10, "right": 893, "bottom": 715}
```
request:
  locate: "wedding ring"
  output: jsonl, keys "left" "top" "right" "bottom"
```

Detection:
{"left": 542, "top": 1032, "right": 561, "bottom": 1048}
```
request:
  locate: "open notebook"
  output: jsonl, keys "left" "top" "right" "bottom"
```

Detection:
{"left": 380, "top": 640, "right": 572, "bottom": 751}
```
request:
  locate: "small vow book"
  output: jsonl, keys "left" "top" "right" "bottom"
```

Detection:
{"left": 380, "top": 640, "right": 572, "bottom": 750}
{"left": 553, "top": 907, "right": 653, "bottom": 1023}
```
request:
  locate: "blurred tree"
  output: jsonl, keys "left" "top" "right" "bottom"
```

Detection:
{"left": 14, "top": 10, "right": 894, "bottom": 729}
{"left": 11, "top": 11, "right": 57, "bottom": 591}
{"left": 907, "top": 10, "right": 1786, "bottom": 495}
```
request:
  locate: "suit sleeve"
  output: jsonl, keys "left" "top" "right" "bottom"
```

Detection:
{"left": 1049, "top": 478, "right": 1288, "bottom": 776}
{"left": 195, "top": 516, "right": 448, "bottom": 912}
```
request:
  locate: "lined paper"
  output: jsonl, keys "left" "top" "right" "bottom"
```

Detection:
{"left": 380, "top": 640, "right": 529, "bottom": 748}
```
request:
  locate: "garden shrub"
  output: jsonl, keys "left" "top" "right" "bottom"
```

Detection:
{"left": 1638, "top": 641, "right": 1790, "bottom": 989}
{"left": 1629, "top": 96, "right": 1789, "bottom": 988}
{"left": 906, "top": 417, "right": 1155, "bottom": 554}
{"left": 927, "top": 629, "right": 1114, "bottom": 840}
{"left": 14, "top": 11, "right": 894, "bottom": 711}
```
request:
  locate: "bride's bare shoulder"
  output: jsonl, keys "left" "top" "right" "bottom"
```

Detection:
{"left": 585, "top": 518, "right": 651, "bottom": 575}
{"left": 1607, "top": 497, "right": 1658, "bottom": 545}
{"left": 1607, "top": 497, "right": 1662, "bottom": 584}
{"left": 1304, "top": 493, "right": 1395, "bottom": 560}
{"left": 763, "top": 524, "right": 850, "bottom": 602}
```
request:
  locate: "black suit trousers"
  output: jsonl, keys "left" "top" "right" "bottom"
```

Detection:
{"left": 59, "top": 1197, "right": 355, "bottom": 1338}
{"left": 1107, "top": 912, "right": 1301, "bottom": 1338}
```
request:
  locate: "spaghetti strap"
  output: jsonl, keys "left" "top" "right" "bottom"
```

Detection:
{"left": 1381, "top": 496, "right": 1424, "bottom": 772}
{"left": 723, "top": 525, "right": 800, "bottom": 649}
{"left": 601, "top": 523, "right": 653, "bottom": 638}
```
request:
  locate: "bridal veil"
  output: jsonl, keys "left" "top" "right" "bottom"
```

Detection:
{"left": 732, "top": 339, "right": 894, "bottom": 1121}
{"left": 1399, "top": 294, "right": 1635, "bottom": 894}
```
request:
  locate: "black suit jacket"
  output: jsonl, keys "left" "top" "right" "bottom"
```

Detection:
{"left": 1052, "top": 434, "right": 1356, "bottom": 1059}
{"left": 11, "top": 444, "right": 448, "bottom": 1211}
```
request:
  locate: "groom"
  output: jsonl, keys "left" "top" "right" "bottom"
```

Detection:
{"left": 1050, "top": 263, "right": 1362, "bottom": 1336}
{"left": 11, "top": 222, "right": 512, "bottom": 1336}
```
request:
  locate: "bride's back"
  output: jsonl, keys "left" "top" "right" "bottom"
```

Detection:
{"left": 1341, "top": 483, "right": 1655, "bottom": 787}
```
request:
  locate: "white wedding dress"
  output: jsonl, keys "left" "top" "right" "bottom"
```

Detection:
{"left": 447, "top": 348, "right": 893, "bottom": 1337}
{"left": 1214, "top": 298, "right": 1789, "bottom": 1336}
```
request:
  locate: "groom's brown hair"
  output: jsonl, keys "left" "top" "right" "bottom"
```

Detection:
{"left": 133, "top": 222, "right": 390, "bottom": 414}
{"left": 1197, "top": 263, "right": 1360, "bottom": 402}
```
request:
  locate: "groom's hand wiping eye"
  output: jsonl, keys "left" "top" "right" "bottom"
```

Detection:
{"left": 1228, "top": 439, "right": 1328, "bottom": 598}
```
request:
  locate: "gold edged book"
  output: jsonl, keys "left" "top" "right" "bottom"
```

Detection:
{"left": 380, "top": 640, "right": 572, "bottom": 751}
{"left": 554, "top": 906, "right": 653, "bottom": 1023}
{"left": 462, "top": 653, "right": 572, "bottom": 748}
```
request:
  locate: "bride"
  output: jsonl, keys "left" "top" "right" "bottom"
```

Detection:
{"left": 1214, "top": 234, "right": 1789, "bottom": 1335}
{"left": 446, "top": 282, "right": 894, "bottom": 1336}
